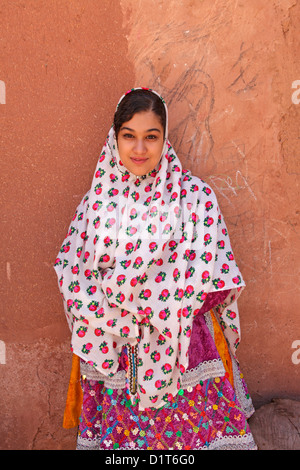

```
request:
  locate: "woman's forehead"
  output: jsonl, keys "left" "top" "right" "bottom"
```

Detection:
{"left": 120, "top": 110, "right": 164, "bottom": 132}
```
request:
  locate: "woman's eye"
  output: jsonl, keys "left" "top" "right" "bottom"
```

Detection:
{"left": 122, "top": 133, "right": 158, "bottom": 140}
{"left": 123, "top": 133, "right": 134, "bottom": 139}
{"left": 146, "top": 134, "right": 158, "bottom": 140}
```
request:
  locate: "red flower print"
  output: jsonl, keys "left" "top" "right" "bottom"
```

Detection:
{"left": 102, "top": 359, "right": 114, "bottom": 369}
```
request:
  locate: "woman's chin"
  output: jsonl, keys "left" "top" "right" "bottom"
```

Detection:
{"left": 126, "top": 163, "right": 153, "bottom": 177}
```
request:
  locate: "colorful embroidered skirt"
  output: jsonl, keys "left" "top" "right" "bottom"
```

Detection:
{"left": 69, "top": 310, "right": 256, "bottom": 450}
{"left": 77, "top": 373, "right": 255, "bottom": 450}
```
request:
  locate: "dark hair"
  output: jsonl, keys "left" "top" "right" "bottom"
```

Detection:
{"left": 113, "top": 89, "right": 166, "bottom": 138}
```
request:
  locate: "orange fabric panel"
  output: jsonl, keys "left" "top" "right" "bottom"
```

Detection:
{"left": 210, "top": 309, "right": 234, "bottom": 387}
{"left": 63, "top": 354, "right": 83, "bottom": 429}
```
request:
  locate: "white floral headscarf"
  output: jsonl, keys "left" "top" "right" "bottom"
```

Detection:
{"left": 54, "top": 88, "right": 245, "bottom": 410}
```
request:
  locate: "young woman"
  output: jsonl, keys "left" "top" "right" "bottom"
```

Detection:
{"left": 54, "top": 88, "right": 256, "bottom": 450}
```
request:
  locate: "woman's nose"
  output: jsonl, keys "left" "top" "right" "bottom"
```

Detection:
{"left": 133, "top": 139, "right": 146, "bottom": 154}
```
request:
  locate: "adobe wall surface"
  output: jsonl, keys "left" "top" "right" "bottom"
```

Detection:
{"left": 1, "top": 0, "right": 299, "bottom": 449}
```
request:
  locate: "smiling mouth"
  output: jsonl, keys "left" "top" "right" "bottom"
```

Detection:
{"left": 130, "top": 157, "right": 148, "bottom": 164}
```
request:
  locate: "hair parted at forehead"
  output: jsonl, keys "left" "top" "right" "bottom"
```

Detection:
{"left": 113, "top": 88, "right": 167, "bottom": 139}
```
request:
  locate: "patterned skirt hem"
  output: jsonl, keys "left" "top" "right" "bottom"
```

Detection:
{"left": 76, "top": 432, "right": 257, "bottom": 450}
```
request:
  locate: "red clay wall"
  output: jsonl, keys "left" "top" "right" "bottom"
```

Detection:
{"left": 1, "top": 0, "right": 299, "bottom": 449}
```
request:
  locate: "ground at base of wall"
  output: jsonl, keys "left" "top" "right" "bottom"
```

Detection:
{"left": 248, "top": 398, "right": 300, "bottom": 450}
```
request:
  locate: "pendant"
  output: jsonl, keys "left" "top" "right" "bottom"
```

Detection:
{"left": 128, "top": 344, "right": 138, "bottom": 395}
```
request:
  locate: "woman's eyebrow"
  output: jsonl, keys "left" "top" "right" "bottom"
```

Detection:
{"left": 120, "top": 126, "right": 161, "bottom": 133}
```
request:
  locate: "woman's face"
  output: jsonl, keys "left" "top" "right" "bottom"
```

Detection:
{"left": 117, "top": 110, "right": 165, "bottom": 176}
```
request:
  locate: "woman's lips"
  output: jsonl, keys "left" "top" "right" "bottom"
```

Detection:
{"left": 130, "top": 157, "right": 148, "bottom": 164}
